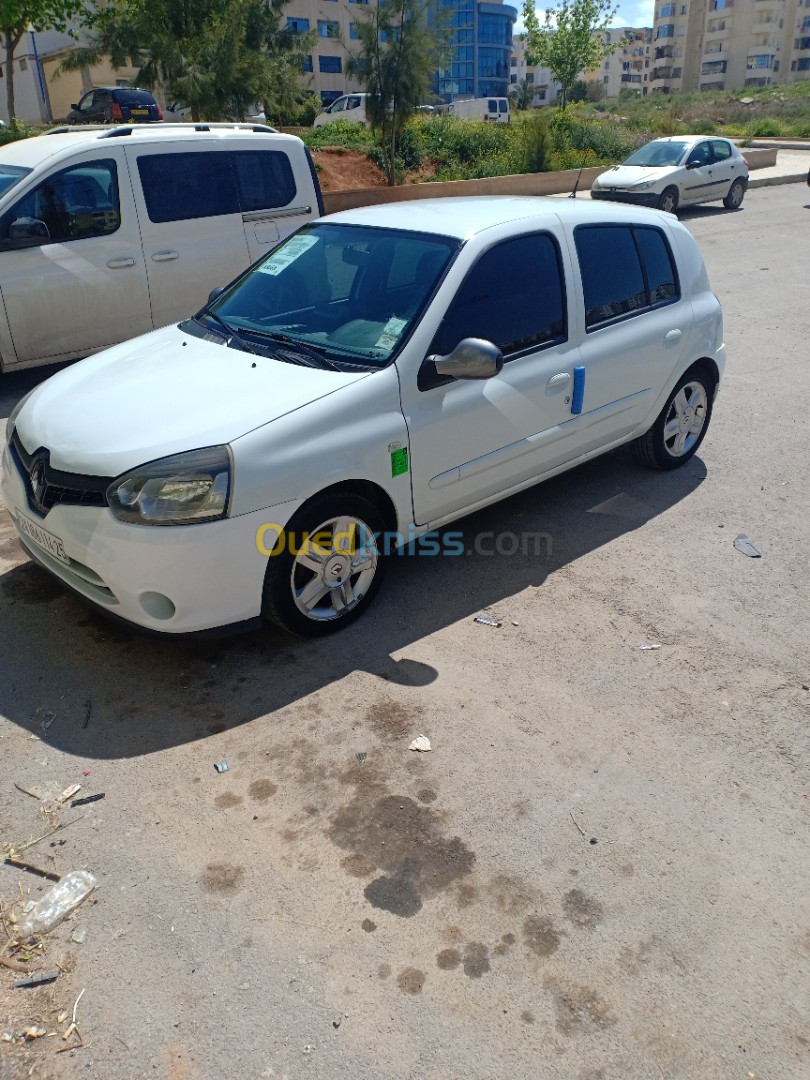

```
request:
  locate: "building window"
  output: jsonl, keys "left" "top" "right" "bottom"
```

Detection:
{"left": 379, "top": 28, "right": 400, "bottom": 42}
{"left": 656, "top": 24, "right": 675, "bottom": 38}
{"left": 658, "top": 3, "right": 675, "bottom": 15}
{"left": 319, "top": 55, "right": 342, "bottom": 73}
{"left": 747, "top": 54, "right": 771, "bottom": 69}
{"left": 317, "top": 20, "right": 339, "bottom": 38}
{"left": 349, "top": 0, "right": 369, "bottom": 4}
{"left": 287, "top": 16, "right": 309, "bottom": 33}
{"left": 510, "top": 73, "right": 517, "bottom": 83}
{"left": 301, "top": 55, "right": 313, "bottom": 72}
{"left": 796, "top": 57, "right": 810, "bottom": 70}
{"left": 350, "top": 22, "right": 360, "bottom": 39}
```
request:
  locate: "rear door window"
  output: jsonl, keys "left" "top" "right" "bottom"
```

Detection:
{"left": 575, "top": 224, "right": 679, "bottom": 330}
{"left": 137, "top": 152, "right": 239, "bottom": 222}
{"left": 231, "top": 151, "right": 296, "bottom": 212}
{"left": 138, "top": 150, "right": 298, "bottom": 222}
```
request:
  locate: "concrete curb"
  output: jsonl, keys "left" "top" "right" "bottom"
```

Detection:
{"left": 748, "top": 172, "right": 808, "bottom": 188}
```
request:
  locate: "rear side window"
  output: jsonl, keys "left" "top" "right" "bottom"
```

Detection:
{"left": 231, "top": 150, "right": 296, "bottom": 212}
{"left": 433, "top": 233, "right": 566, "bottom": 357}
{"left": 712, "top": 140, "right": 732, "bottom": 161}
{"left": 138, "top": 152, "right": 239, "bottom": 222}
{"left": 138, "top": 150, "right": 299, "bottom": 222}
{"left": 575, "top": 224, "right": 679, "bottom": 330}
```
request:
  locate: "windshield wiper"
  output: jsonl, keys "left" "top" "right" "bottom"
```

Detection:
{"left": 199, "top": 310, "right": 257, "bottom": 355}
{"left": 253, "top": 331, "right": 343, "bottom": 371}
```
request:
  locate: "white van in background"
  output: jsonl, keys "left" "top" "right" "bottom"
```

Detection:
{"left": 442, "top": 98, "right": 510, "bottom": 123}
{"left": 313, "top": 94, "right": 371, "bottom": 128}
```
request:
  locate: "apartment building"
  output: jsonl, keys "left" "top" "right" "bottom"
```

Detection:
{"left": 650, "top": 0, "right": 809, "bottom": 94}
{"left": 284, "top": 0, "right": 515, "bottom": 107}
{"left": 510, "top": 35, "right": 564, "bottom": 104}
{"left": 594, "top": 27, "right": 654, "bottom": 97}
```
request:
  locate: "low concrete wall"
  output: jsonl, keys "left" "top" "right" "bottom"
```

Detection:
{"left": 321, "top": 147, "right": 778, "bottom": 214}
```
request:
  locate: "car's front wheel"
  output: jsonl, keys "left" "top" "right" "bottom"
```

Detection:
{"left": 723, "top": 179, "right": 745, "bottom": 209}
{"left": 633, "top": 369, "right": 714, "bottom": 470}
{"left": 657, "top": 186, "right": 679, "bottom": 214}
{"left": 261, "top": 492, "right": 386, "bottom": 636}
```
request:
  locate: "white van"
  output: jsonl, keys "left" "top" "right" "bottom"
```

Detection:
{"left": 444, "top": 98, "right": 510, "bottom": 123}
{"left": 0, "top": 124, "right": 323, "bottom": 372}
{"left": 313, "top": 94, "right": 371, "bottom": 128}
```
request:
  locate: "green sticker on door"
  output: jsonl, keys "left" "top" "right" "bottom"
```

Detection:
{"left": 391, "top": 447, "right": 409, "bottom": 477}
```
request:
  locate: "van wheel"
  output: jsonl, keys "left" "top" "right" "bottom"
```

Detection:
{"left": 723, "top": 179, "right": 745, "bottom": 209}
{"left": 261, "top": 492, "right": 386, "bottom": 637}
{"left": 633, "top": 370, "right": 714, "bottom": 470}
{"left": 657, "top": 187, "right": 679, "bottom": 214}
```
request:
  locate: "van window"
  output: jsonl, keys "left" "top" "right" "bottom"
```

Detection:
{"left": 499, "top": 99, "right": 508, "bottom": 113}
{"left": 231, "top": 151, "right": 296, "bottom": 212}
{"left": 575, "top": 224, "right": 679, "bottom": 329}
{"left": 0, "top": 158, "right": 120, "bottom": 250}
{"left": 137, "top": 152, "right": 239, "bottom": 222}
{"left": 488, "top": 99, "right": 497, "bottom": 112}
{"left": 432, "top": 233, "right": 566, "bottom": 358}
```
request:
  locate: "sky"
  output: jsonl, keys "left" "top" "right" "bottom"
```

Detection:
{"left": 517, "top": 2, "right": 656, "bottom": 31}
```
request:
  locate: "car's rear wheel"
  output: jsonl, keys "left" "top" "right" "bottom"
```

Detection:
{"left": 633, "top": 369, "right": 714, "bottom": 470}
{"left": 657, "top": 186, "right": 679, "bottom": 214}
{"left": 723, "top": 179, "right": 745, "bottom": 209}
{"left": 261, "top": 492, "right": 386, "bottom": 636}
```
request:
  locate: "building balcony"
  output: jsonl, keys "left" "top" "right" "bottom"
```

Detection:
{"left": 701, "top": 60, "right": 727, "bottom": 73}
{"left": 654, "top": 46, "right": 674, "bottom": 59}
{"left": 651, "top": 66, "right": 673, "bottom": 80}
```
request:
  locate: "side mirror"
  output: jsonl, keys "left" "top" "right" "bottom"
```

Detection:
{"left": 207, "top": 286, "right": 226, "bottom": 304}
{"left": 9, "top": 217, "right": 50, "bottom": 244}
{"left": 431, "top": 338, "right": 503, "bottom": 380}
{"left": 70, "top": 104, "right": 79, "bottom": 112}
{"left": 686, "top": 160, "right": 700, "bottom": 170}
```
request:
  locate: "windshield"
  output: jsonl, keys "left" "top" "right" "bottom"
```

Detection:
{"left": 622, "top": 141, "right": 688, "bottom": 168}
{"left": 0, "top": 165, "right": 32, "bottom": 199}
{"left": 207, "top": 223, "right": 459, "bottom": 369}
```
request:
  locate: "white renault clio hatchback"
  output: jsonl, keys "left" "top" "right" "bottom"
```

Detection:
{"left": 2, "top": 197, "right": 725, "bottom": 636}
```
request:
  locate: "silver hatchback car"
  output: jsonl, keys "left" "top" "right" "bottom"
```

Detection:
{"left": 591, "top": 135, "right": 749, "bottom": 214}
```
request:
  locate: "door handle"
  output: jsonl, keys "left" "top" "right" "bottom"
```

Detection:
{"left": 151, "top": 250, "right": 179, "bottom": 262}
{"left": 664, "top": 329, "right": 682, "bottom": 342}
{"left": 546, "top": 372, "right": 571, "bottom": 389}
{"left": 107, "top": 257, "right": 136, "bottom": 269}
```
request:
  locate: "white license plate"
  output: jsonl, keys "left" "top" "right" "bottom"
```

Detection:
{"left": 16, "top": 513, "right": 70, "bottom": 567}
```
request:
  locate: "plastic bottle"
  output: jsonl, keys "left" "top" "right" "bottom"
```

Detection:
{"left": 17, "top": 871, "right": 97, "bottom": 941}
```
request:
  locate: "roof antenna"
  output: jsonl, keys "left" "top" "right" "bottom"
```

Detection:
{"left": 569, "top": 149, "right": 591, "bottom": 198}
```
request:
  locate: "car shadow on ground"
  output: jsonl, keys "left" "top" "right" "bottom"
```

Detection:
{"left": 0, "top": 448, "right": 706, "bottom": 760}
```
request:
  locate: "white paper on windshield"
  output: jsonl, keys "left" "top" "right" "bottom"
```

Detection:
{"left": 256, "top": 234, "right": 318, "bottom": 276}
{"left": 375, "top": 316, "right": 408, "bottom": 351}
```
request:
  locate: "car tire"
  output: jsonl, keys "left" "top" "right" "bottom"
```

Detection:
{"left": 723, "top": 179, "right": 745, "bottom": 209}
{"left": 657, "top": 186, "right": 679, "bottom": 214}
{"left": 261, "top": 491, "right": 387, "bottom": 637}
{"left": 632, "top": 367, "right": 715, "bottom": 471}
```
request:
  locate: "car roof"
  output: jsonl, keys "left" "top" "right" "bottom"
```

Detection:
{"left": 0, "top": 125, "right": 294, "bottom": 170}
{"left": 648, "top": 135, "right": 732, "bottom": 144}
{"left": 322, "top": 196, "right": 677, "bottom": 239}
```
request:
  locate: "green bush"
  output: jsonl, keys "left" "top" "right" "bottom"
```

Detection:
{"left": 0, "top": 120, "right": 41, "bottom": 146}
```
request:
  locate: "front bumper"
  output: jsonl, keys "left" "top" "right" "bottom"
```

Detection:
{"left": 591, "top": 188, "right": 661, "bottom": 208}
{"left": 1, "top": 440, "right": 300, "bottom": 634}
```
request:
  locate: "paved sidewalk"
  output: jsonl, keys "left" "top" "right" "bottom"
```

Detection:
{"left": 746, "top": 148, "right": 809, "bottom": 188}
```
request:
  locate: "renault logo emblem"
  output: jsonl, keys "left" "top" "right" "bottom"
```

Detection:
{"left": 29, "top": 459, "right": 47, "bottom": 510}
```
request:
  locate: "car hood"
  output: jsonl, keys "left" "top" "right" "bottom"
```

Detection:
{"left": 595, "top": 164, "right": 674, "bottom": 189}
{"left": 14, "top": 324, "right": 370, "bottom": 477}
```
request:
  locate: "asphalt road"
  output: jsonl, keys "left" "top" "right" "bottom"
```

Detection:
{"left": 1, "top": 184, "right": 809, "bottom": 1080}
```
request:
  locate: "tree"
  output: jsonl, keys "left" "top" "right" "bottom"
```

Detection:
{"left": 509, "top": 77, "right": 536, "bottom": 112}
{"left": 60, "top": 0, "right": 312, "bottom": 122}
{"left": 521, "top": 0, "right": 624, "bottom": 109}
{"left": 347, "top": 0, "right": 446, "bottom": 186}
{"left": 0, "top": 0, "right": 83, "bottom": 123}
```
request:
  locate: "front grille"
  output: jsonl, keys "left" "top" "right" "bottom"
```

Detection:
{"left": 10, "top": 430, "right": 113, "bottom": 518}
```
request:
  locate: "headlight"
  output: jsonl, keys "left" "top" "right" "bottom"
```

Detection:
{"left": 107, "top": 445, "right": 231, "bottom": 526}
{"left": 633, "top": 180, "right": 657, "bottom": 191}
